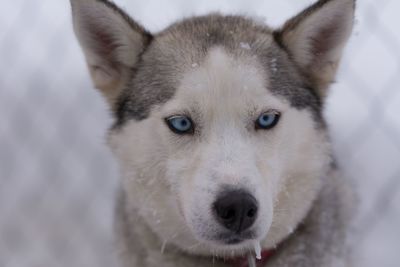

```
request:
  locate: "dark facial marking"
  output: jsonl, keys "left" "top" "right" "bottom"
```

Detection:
{"left": 112, "top": 14, "right": 325, "bottom": 129}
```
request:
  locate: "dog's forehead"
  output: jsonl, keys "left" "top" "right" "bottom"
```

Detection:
{"left": 114, "top": 15, "right": 323, "bottom": 127}
{"left": 169, "top": 47, "right": 286, "bottom": 114}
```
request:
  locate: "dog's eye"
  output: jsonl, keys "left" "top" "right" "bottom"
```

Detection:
{"left": 165, "top": 115, "right": 194, "bottom": 135}
{"left": 255, "top": 111, "right": 280, "bottom": 130}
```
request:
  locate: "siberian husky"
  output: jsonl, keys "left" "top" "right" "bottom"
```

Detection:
{"left": 70, "top": 0, "right": 356, "bottom": 266}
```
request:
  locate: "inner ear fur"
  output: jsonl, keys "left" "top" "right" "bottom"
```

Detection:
{"left": 274, "top": 0, "right": 356, "bottom": 97}
{"left": 71, "top": 0, "right": 152, "bottom": 105}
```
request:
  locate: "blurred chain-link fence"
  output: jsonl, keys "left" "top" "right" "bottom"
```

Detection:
{"left": 0, "top": 0, "right": 399, "bottom": 266}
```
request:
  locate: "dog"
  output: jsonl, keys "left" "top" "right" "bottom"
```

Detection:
{"left": 70, "top": 0, "right": 356, "bottom": 266}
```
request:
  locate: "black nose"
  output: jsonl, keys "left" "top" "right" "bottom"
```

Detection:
{"left": 213, "top": 190, "right": 258, "bottom": 233}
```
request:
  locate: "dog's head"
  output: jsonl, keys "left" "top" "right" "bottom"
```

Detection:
{"left": 71, "top": 0, "right": 355, "bottom": 257}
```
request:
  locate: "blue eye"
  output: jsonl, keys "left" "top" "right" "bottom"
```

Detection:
{"left": 165, "top": 115, "right": 194, "bottom": 134}
{"left": 256, "top": 111, "right": 280, "bottom": 130}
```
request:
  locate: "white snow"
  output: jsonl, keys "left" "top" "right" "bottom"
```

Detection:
{"left": 161, "top": 240, "right": 167, "bottom": 254}
{"left": 270, "top": 58, "right": 278, "bottom": 72}
{"left": 240, "top": 42, "right": 251, "bottom": 50}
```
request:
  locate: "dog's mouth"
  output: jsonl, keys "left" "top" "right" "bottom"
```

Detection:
{"left": 213, "top": 230, "right": 257, "bottom": 245}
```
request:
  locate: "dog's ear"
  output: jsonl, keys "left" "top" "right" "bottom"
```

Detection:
{"left": 275, "top": 0, "right": 355, "bottom": 97}
{"left": 71, "top": 0, "right": 152, "bottom": 104}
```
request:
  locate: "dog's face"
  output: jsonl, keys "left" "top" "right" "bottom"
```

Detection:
{"left": 71, "top": 0, "right": 354, "bottom": 257}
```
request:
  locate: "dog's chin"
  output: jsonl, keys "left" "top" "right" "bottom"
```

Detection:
{"left": 192, "top": 230, "right": 260, "bottom": 255}
{"left": 208, "top": 238, "right": 259, "bottom": 258}
{"left": 177, "top": 228, "right": 263, "bottom": 258}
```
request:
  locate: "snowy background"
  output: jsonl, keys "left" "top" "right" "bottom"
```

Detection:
{"left": 1, "top": 0, "right": 399, "bottom": 266}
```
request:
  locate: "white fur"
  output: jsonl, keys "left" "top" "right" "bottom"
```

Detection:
{"left": 109, "top": 47, "right": 332, "bottom": 257}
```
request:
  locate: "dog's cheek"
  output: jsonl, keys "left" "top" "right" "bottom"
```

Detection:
{"left": 108, "top": 120, "right": 174, "bottom": 212}
{"left": 261, "top": 110, "right": 330, "bottom": 247}
{"left": 165, "top": 147, "right": 223, "bottom": 241}
{"left": 165, "top": 159, "right": 191, "bottom": 219}
{"left": 163, "top": 143, "right": 200, "bottom": 212}
{"left": 251, "top": 147, "right": 279, "bottom": 239}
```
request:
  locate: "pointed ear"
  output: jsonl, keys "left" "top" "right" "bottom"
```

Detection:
{"left": 274, "top": 0, "right": 355, "bottom": 97}
{"left": 71, "top": 0, "right": 152, "bottom": 104}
